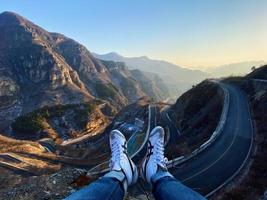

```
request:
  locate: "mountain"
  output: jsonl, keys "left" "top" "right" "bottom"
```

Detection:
{"left": 0, "top": 11, "right": 168, "bottom": 130}
{"left": 101, "top": 60, "right": 169, "bottom": 101}
{"left": 92, "top": 52, "right": 210, "bottom": 97}
{"left": 206, "top": 61, "right": 266, "bottom": 78}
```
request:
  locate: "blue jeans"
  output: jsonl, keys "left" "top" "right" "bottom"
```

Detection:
{"left": 65, "top": 171, "right": 206, "bottom": 200}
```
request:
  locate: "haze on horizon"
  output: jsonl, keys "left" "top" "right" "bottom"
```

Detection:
{"left": 0, "top": 0, "right": 266, "bottom": 69}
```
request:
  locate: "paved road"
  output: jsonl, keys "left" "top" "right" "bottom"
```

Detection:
{"left": 161, "top": 109, "right": 181, "bottom": 143}
{"left": 132, "top": 105, "right": 156, "bottom": 163}
{"left": 39, "top": 141, "right": 56, "bottom": 153}
{"left": 169, "top": 83, "right": 253, "bottom": 196}
{"left": 129, "top": 83, "right": 253, "bottom": 198}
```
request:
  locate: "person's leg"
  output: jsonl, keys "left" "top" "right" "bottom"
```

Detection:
{"left": 64, "top": 130, "right": 138, "bottom": 200}
{"left": 151, "top": 171, "right": 206, "bottom": 200}
{"left": 141, "top": 126, "right": 206, "bottom": 200}
{"left": 64, "top": 175, "right": 124, "bottom": 200}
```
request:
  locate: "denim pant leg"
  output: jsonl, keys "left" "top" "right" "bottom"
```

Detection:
{"left": 152, "top": 172, "right": 206, "bottom": 200}
{"left": 64, "top": 177, "right": 124, "bottom": 200}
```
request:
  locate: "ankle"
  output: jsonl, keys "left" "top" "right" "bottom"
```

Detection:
{"left": 151, "top": 169, "right": 173, "bottom": 184}
{"left": 104, "top": 170, "right": 128, "bottom": 192}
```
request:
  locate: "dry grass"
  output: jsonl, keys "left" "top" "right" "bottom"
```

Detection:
{"left": 0, "top": 134, "right": 44, "bottom": 153}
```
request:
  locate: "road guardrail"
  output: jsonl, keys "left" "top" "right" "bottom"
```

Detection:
{"left": 167, "top": 82, "right": 230, "bottom": 168}
{"left": 205, "top": 93, "right": 254, "bottom": 198}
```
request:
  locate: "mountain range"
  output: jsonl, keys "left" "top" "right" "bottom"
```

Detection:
{"left": 205, "top": 61, "right": 266, "bottom": 77}
{"left": 93, "top": 53, "right": 266, "bottom": 97}
{"left": 0, "top": 11, "right": 169, "bottom": 130}
{"left": 92, "top": 52, "right": 209, "bottom": 97}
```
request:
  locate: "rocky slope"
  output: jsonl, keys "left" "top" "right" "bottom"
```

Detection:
{"left": 93, "top": 52, "right": 210, "bottom": 97}
{"left": 10, "top": 102, "right": 112, "bottom": 142}
{"left": 165, "top": 80, "right": 223, "bottom": 157}
{"left": 0, "top": 11, "right": 168, "bottom": 131}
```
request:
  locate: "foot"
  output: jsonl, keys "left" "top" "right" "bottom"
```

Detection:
{"left": 109, "top": 130, "right": 138, "bottom": 187}
{"left": 141, "top": 126, "right": 168, "bottom": 183}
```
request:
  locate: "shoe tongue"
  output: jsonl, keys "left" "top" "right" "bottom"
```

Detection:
{"left": 111, "top": 144, "right": 123, "bottom": 171}
{"left": 112, "top": 161, "right": 121, "bottom": 171}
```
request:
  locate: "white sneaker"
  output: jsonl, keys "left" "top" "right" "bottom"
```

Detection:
{"left": 109, "top": 130, "right": 138, "bottom": 187}
{"left": 141, "top": 126, "right": 168, "bottom": 183}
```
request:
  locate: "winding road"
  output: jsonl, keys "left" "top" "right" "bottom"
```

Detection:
{"left": 129, "top": 83, "right": 253, "bottom": 198}
{"left": 1, "top": 82, "right": 253, "bottom": 198}
{"left": 168, "top": 83, "right": 253, "bottom": 196}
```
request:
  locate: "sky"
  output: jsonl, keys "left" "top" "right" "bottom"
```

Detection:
{"left": 0, "top": 0, "right": 266, "bottom": 68}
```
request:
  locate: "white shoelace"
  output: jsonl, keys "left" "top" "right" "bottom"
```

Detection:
{"left": 109, "top": 141, "right": 123, "bottom": 169}
{"left": 154, "top": 139, "right": 168, "bottom": 166}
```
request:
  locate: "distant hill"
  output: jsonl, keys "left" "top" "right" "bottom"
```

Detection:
{"left": 206, "top": 61, "right": 266, "bottom": 78}
{"left": 92, "top": 52, "right": 210, "bottom": 98}
{"left": 247, "top": 64, "right": 267, "bottom": 79}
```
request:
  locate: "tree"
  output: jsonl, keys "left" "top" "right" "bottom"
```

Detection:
{"left": 251, "top": 66, "right": 256, "bottom": 71}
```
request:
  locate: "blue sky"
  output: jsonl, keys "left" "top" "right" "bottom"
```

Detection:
{"left": 0, "top": 0, "right": 266, "bottom": 68}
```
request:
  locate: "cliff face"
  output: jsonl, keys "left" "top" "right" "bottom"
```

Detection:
{"left": 0, "top": 12, "right": 93, "bottom": 112}
{"left": 130, "top": 69, "right": 169, "bottom": 101}
{"left": 52, "top": 35, "right": 128, "bottom": 107}
{"left": 0, "top": 11, "right": 169, "bottom": 130}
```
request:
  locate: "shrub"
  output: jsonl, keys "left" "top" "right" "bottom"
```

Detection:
{"left": 74, "top": 103, "right": 96, "bottom": 128}
{"left": 11, "top": 103, "right": 97, "bottom": 134}
{"left": 12, "top": 113, "right": 44, "bottom": 134}
{"left": 94, "top": 82, "right": 117, "bottom": 99}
